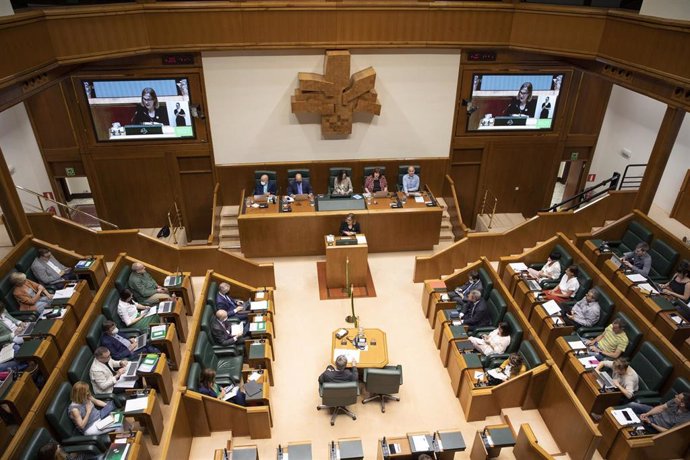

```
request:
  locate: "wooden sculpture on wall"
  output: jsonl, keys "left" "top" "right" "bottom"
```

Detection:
{"left": 291, "top": 50, "right": 382, "bottom": 136}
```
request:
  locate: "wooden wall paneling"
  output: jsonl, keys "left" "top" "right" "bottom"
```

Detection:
{"left": 337, "top": 9, "right": 428, "bottom": 45}
{"left": 669, "top": 169, "right": 690, "bottom": 228}
{"left": 24, "top": 81, "right": 78, "bottom": 150}
{"left": 245, "top": 9, "right": 337, "bottom": 45}
{"left": 204, "top": 398, "right": 250, "bottom": 435}
{"left": 160, "top": 392, "right": 195, "bottom": 460}
{"left": 567, "top": 71, "right": 613, "bottom": 135}
{"left": 177, "top": 170, "right": 213, "bottom": 241}
{"left": 450, "top": 148, "right": 483, "bottom": 229}
{"left": 144, "top": 9, "right": 244, "bottom": 49}
{"left": 426, "top": 7, "right": 513, "bottom": 45}
{"left": 0, "top": 13, "right": 56, "bottom": 89}
{"left": 89, "top": 154, "right": 176, "bottom": 228}
{"left": 0, "top": 148, "right": 31, "bottom": 243}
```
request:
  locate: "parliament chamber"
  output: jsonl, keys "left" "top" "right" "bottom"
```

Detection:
{"left": 1, "top": 0, "right": 690, "bottom": 459}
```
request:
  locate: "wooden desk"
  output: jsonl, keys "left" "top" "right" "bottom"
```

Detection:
{"left": 653, "top": 311, "right": 690, "bottom": 348}
{"left": 73, "top": 256, "right": 108, "bottom": 292}
{"left": 334, "top": 437, "right": 364, "bottom": 460}
{"left": 167, "top": 272, "right": 195, "bottom": 316}
{"left": 420, "top": 280, "right": 447, "bottom": 320}
{"left": 470, "top": 425, "right": 516, "bottom": 460}
{"left": 447, "top": 347, "right": 484, "bottom": 397}
{"left": 214, "top": 446, "right": 259, "bottom": 460}
{"left": 158, "top": 297, "right": 188, "bottom": 343}
{"left": 597, "top": 407, "right": 653, "bottom": 460}
{"left": 138, "top": 354, "right": 172, "bottom": 404}
{"left": 15, "top": 336, "right": 59, "bottom": 379}
{"left": 249, "top": 316, "right": 276, "bottom": 352}
{"left": 575, "top": 371, "right": 624, "bottom": 415}
{"left": 245, "top": 372, "right": 272, "bottom": 425}
{"left": 150, "top": 323, "right": 181, "bottom": 370}
{"left": 31, "top": 305, "right": 77, "bottom": 353}
{"left": 325, "top": 235, "right": 368, "bottom": 289}
{"left": 279, "top": 441, "right": 312, "bottom": 459}
{"left": 439, "top": 323, "right": 468, "bottom": 367}
{"left": 331, "top": 328, "right": 388, "bottom": 368}
{"left": 62, "top": 280, "right": 93, "bottom": 323}
{"left": 109, "top": 431, "right": 151, "bottom": 460}
{"left": 428, "top": 294, "right": 456, "bottom": 330}
{"left": 376, "top": 435, "right": 411, "bottom": 458}
{"left": 435, "top": 429, "right": 466, "bottom": 460}
{"left": 0, "top": 372, "right": 38, "bottom": 422}
{"left": 124, "top": 390, "right": 164, "bottom": 445}
{"left": 247, "top": 340, "right": 274, "bottom": 386}
{"left": 530, "top": 305, "right": 575, "bottom": 350}
{"left": 238, "top": 193, "right": 442, "bottom": 257}
{"left": 459, "top": 369, "right": 498, "bottom": 422}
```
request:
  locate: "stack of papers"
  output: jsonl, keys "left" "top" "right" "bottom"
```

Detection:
{"left": 568, "top": 340, "right": 587, "bottom": 351}
{"left": 626, "top": 274, "right": 647, "bottom": 283}
{"left": 124, "top": 397, "right": 148, "bottom": 414}
{"left": 230, "top": 323, "right": 244, "bottom": 336}
{"left": 333, "top": 348, "right": 360, "bottom": 363}
{"left": 53, "top": 286, "right": 76, "bottom": 300}
{"left": 508, "top": 262, "right": 529, "bottom": 272}
{"left": 410, "top": 435, "right": 429, "bottom": 452}
{"left": 0, "top": 344, "right": 15, "bottom": 364}
{"left": 356, "top": 235, "right": 367, "bottom": 244}
{"left": 612, "top": 408, "right": 641, "bottom": 425}
{"left": 414, "top": 196, "right": 425, "bottom": 203}
{"left": 95, "top": 412, "right": 124, "bottom": 430}
{"left": 250, "top": 300, "right": 268, "bottom": 311}
{"left": 542, "top": 300, "right": 562, "bottom": 316}
{"left": 637, "top": 283, "right": 658, "bottom": 294}
{"left": 578, "top": 356, "right": 599, "bottom": 369}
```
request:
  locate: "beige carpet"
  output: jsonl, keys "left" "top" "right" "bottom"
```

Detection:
{"left": 188, "top": 251, "right": 524, "bottom": 459}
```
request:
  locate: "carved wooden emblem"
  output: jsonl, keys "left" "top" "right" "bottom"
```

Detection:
{"left": 291, "top": 50, "right": 381, "bottom": 136}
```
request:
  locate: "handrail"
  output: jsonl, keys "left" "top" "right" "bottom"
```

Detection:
{"left": 479, "top": 189, "right": 499, "bottom": 229}
{"left": 444, "top": 174, "right": 468, "bottom": 238}
{"left": 206, "top": 182, "right": 221, "bottom": 245}
{"left": 618, "top": 163, "right": 646, "bottom": 190}
{"left": 15, "top": 185, "right": 119, "bottom": 229}
{"left": 540, "top": 172, "right": 620, "bottom": 212}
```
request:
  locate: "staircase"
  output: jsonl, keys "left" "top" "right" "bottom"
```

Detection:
{"left": 437, "top": 197, "right": 455, "bottom": 243}
{"left": 218, "top": 205, "right": 241, "bottom": 251}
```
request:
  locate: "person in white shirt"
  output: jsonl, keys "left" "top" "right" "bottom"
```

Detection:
{"left": 590, "top": 357, "right": 639, "bottom": 421}
{"left": 89, "top": 347, "right": 128, "bottom": 394}
{"left": 526, "top": 252, "right": 562, "bottom": 283}
{"left": 30, "top": 248, "right": 76, "bottom": 287}
{"left": 402, "top": 166, "right": 420, "bottom": 194}
{"left": 468, "top": 321, "right": 511, "bottom": 356}
{"left": 543, "top": 265, "right": 580, "bottom": 302}
{"left": 117, "top": 289, "right": 160, "bottom": 331}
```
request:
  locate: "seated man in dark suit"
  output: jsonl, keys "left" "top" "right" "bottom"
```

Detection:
{"left": 461, "top": 290, "right": 491, "bottom": 329}
{"left": 211, "top": 309, "right": 248, "bottom": 347}
{"left": 318, "top": 354, "right": 358, "bottom": 384}
{"left": 254, "top": 174, "right": 277, "bottom": 196}
{"left": 287, "top": 173, "right": 313, "bottom": 196}
{"left": 216, "top": 282, "right": 250, "bottom": 320}
{"left": 448, "top": 270, "right": 483, "bottom": 312}
{"left": 99, "top": 320, "right": 159, "bottom": 360}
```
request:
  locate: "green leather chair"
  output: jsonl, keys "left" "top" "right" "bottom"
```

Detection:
{"left": 288, "top": 169, "right": 310, "bottom": 180}
{"left": 636, "top": 377, "right": 690, "bottom": 406}
{"left": 101, "top": 288, "right": 139, "bottom": 335}
{"left": 14, "top": 247, "right": 38, "bottom": 282}
{"left": 254, "top": 170, "right": 277, "bottom": 181}
{"left": 487, "top": 340, "right": 542, "bottom": 370}
{"left": 578, "top": 311, "right": 642, "bottom": 357}
{"left": 317, "top": 381, "right": 360, "bottom": 425}
{"left": 18, "top": 427, "right": 103, "bottom": 460}
{"left": 630, "top": 342, "right": 673, "bottom": 400}
{"left": 362, "top": 365, "right": 402, "bottom": 412}
{"left": 67, "top": 345, "right": 125, "bottom": 406}
{"left": 0, "top": 269, "right": 38, "bottom": 321}
{"left": 591, "top": 220, "right": 652, "bottom": 257}
{"left": 206, "top": 281, "right": 219, "bottom": 308}
{"left": 45, "top": 382, "right": 112, "bottom": 451}
{"left": 114, "top": 265, "right": 131, "bottom": 293}
{"left": 648, "top": 238, "right": 679, "bottom": 282}
{"left": 484, "top": 289, "right": 507, "bottom": 327}
{"left": 193, "top": 331, "right": 243, "bottom": 385}
{"left": 328, "top": 167, "right": 352, "bottom": 194}
{"left": 477, "top": 267, "right": 494, "bottom": 300}
{"left": 200, "top": 304, "right": 243, "bottom": 355}
{"left": 86, "top": 314, "right": 106, "bottom": 352}
{"left": 397, "top": 165, "right": 421, "bottom": 191}
{"left": 529, "top": 244, "right": 573, "bottom": 289}
{"left": 187, "top": 362, "right": 202, "bottom": 392}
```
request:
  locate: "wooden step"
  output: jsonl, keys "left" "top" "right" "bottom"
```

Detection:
{"left": 220, "top": 205, "right": 239, "bottom": 218}
{"left": 219, "top": 228, "right": 240, "bottom": 238}
{"left": 439, "top": 229, "right": 455, "bottom": 241}
{"left": 219, "top": 240, "right": 242, "bottom": 250}
{"left": 220, "top": 216, "right": 238, "bottom": 228}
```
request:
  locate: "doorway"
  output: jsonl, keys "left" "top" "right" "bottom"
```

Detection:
{"left": 551, "top": 160, "right": 587, "bottom": 209}
{"left": 56, "top": 176, "right": 101, "bottom": 228}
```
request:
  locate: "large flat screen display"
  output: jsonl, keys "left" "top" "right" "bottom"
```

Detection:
{"left": 466, "top": 73, "right": 564, "bottom": 132}
{"left": 82, "top": 78, "right": 195, "bottom": 141}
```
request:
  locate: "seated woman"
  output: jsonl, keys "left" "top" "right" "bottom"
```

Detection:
{"left": 117, "top": 289, "right": 161, "bottom": 332}
{"left": 0, "top": 302, "right": 31, "bottom": 373}
{"left": 364, "top": 168, "right": 388, "bottom": 194}
{"left": 525, "top": 252, "right": 562, "bottom": 283}
{"left": 198, "top": 368, "right": 247, "bottom": 406}
{"left": 660, "top": 261, "right": 690, "bottom": 303}
{"left": 10, "top": 272, "right": 52, "bottom": 314}
{"left": 332, "top": 170, "right": 353, "bottom": 196}
{"left": 100, "top": 320, "right": 159, "bottom": 360}
{"left": 542, "top": 265, "right": 579, "bottom": 302}
{"left": 68, "top": 381, "right": 117, "bottom": 436}
{"left": 468, "top": 321, "right": 511, "bottom": 356}
{"left": 339, "top": 213, "right": 361, "bottom": 236}
{"left": 487, "top": 353, "right": 527, "bottom": 385}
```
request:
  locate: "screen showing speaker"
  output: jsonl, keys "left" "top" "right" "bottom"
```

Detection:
{"left": 466, "top": 73, "right": 565, "bottom": 132}
{"left": 82, "top": 78, "right": 195, "bottom": 141}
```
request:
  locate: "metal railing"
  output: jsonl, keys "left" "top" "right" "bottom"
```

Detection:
{"left": 166, "top": 201, "right": 184, "bottom": 245}
{"left": 618, "top": 164, "right": 646, "bottom": 190}
{"left": 479, "top": 189, "right": 499, "bottom": 229}
{"left": 541, "top": 172, "right": 620, "bottom": 213}
{"left": 15, "top": 185, "right": 119, "bottom": 229}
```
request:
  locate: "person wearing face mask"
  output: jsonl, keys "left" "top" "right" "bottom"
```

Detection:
{"left": 99, "top": 320, "right": 159, "bottom": 360}
{"left": 254, "top": 173, "right": 277, "bottom": 196}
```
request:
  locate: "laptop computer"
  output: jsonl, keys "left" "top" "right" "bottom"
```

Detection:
{"left": 122, "top": 355, "right": 144, "bottom": 379}
{"left": 610, "top": 255, "right": 622, "bottom": 269}
{"left": 18, "top": 322, "right": 37, "bottom": 337}
{"left": 124, "top": 125, "right": 163, "bottom": 135}
{"left": 134, "top": 334, "right": 147, "bottom": 350}
{"left": 293, "top": 194, "right": 310, "bottom": 201}
{"left": 253, "top": 194, "right": 268, "bottom": 203}
{"left": 373, "top": 191, "right": 389, "bottom": 198}
{"left": 526, "top": 279, "right": 542, "bottom": 292}
{"left": 157, "top": 300, "right": 174, "bottom": 314}
{"left": 596, "top": 371, "right": 616, "bottom": 390}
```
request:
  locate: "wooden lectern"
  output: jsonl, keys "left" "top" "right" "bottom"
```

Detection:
{"left": 325, "top": 235, "right": 368, "bottom": 289}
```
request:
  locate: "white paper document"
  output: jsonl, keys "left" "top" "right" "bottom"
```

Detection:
{"left": 509, "top": 262, "right": 529, "bottom": 272}
{"left": 144, "top": 306, "right": 158, "bottom": 317}
{"left": 230, "top": 323, "right": 244, "bottom": 336}
{"left": 255, "top": 291, "right": 266, "bottom": 300}
{"left": 114, "top": 378, "right": 138, "bottom": 389}
{"left": 542, "top": 300, "right": 561, "bottom": 316}
{"left": 568, "top": 340, "right": 587, "bottom": 351}
{"left": 356, "top": 235, "right": 367, "bottom": 244}
{"left": 53, "top": 286, "right": 75, "bottom": 299}
{"left": 333, "top": 348, "right": 360, "bottom": 363}
{"left": 124, "top": 397, "right": 148, "bottom": 414}
{"left": 626, "top": 274, "right": 647, "bottom": 283}
{"left": 250, "top": 300, "right": 268, "bottom": 311}
{"left": 612, "top": 408, "right": 641, "bottom": 425}
{"left": 578, "top": 356, "right": 599, "bottom": 369}
{"left": 222, "top": 385, "right": 240, "bottom": 401}
{"left": 411, "top": 435, "right": 429, "bottom": 452}
{"left": 414, "top": 196, "right": 425, "bottom": 203}
{"left": 0, "top": 343, "right": 14, "bottom": 364}
{"left": 636, "top": 283, "right": 658, "bottom": 294}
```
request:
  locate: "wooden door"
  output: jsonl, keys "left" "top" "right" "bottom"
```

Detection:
{"left": 670, "top": 169, "right": 690, "bottom": 228}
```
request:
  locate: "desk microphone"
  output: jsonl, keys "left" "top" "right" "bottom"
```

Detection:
{"left": 330, "top": 441, "right": 337, "bottom": 460}
{"left": 381, "top": 437, "right": 390, "bottom": 457}
{"left": 277, "top": 444, "right": 283, "bottom": 460}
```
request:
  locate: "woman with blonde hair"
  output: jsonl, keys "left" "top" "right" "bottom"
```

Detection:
{"left": 68, "top": 381, "right": 117, "bottom": 435}
{"left": 10, "top": 272, "right": 52, "bottom": 314}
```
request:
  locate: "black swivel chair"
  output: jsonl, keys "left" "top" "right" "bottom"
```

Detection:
{"left": 317, "top": 381, "right": 359, "bottom": 425}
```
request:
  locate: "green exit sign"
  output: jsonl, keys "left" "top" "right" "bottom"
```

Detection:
{"left": 65, "top": 167, "right": 76, "bottom": 177}
{"left": 570, "top": 152, "right": 579, "bottom": 161}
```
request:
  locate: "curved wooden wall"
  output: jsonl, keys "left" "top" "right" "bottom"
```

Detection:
{"left": 0, "top": 3, "right": 689, "bottom": 94}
